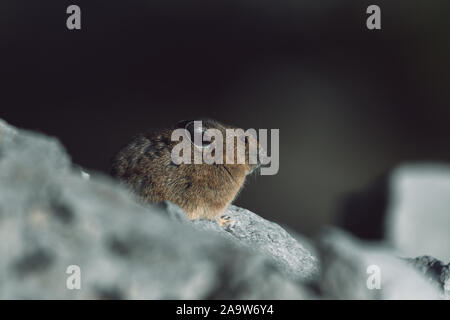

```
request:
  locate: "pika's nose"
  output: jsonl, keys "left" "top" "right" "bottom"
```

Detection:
{"left": 247, "top": 147, "right": 268, "bottom": 175}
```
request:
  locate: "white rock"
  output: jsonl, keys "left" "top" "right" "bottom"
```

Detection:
{"left": 386, "top": 164, "right": 450, "bottom": 262}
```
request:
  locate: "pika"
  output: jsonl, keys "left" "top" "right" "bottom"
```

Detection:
{"left": 110, "top": 119, "right": 260, "bottom": 222}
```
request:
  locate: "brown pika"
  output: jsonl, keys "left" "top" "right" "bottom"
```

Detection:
{"left": 110, "top": 119, "right": 260, "bottom": 223}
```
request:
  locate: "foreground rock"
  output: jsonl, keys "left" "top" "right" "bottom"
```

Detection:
{"left": 0, "top": 119, "right": 317, "bottom": 299}
{"left": 192, "top": 205, "right": 318, "bottom": 281}
{"left": 0, "top": 118, "right": 445, "bottom": 299}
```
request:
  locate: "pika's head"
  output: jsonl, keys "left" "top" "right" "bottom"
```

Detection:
{"left": 172, "top": 119, "right": 262, "bottom": 177}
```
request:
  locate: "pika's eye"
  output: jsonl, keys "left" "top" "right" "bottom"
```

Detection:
{"left": 185, "top": 121, "right": 213, "bottom": 148}
{"left": 239, "top": 135, "right": 249, "bottom": 145}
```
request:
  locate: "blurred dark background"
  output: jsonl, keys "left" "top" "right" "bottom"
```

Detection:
{"left": 1, "top": 0, "right": 449, "bottom": 236}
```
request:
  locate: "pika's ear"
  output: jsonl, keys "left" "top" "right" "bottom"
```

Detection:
{"left": 176, "top": 120, "right": 192, "bottom": 129}
{"left": 176, "top": 120, "right": 215, "bottom": 148}
{"left": 177, "top": 120, "right": 198, "bottom": 143}
{"left": 177, "top": 118, "right": 218, "bottom": 129}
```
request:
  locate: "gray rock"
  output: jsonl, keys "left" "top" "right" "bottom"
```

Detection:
{"left": 191, "top": 206, "right": 318, "bottom": 281}
{"left": 0, "top": 119, "right": 316, "bottom": 299}
{"left": 404, "top": 255, "right": 450, "bottom": 298}
{"left": 316, "top": 228, "right": 441, "bottom": 299}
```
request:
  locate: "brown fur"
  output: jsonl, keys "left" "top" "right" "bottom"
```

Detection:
{"left": 110, "top": 119, "right": 259, "bottom": 220}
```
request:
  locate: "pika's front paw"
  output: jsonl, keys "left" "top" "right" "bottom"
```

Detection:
{"left": 218, "top": 214, "right": 232, "bottom": 227}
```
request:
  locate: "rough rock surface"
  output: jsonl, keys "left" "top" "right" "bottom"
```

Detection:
{"left": 191, "top": 205, "right": 318, "bottom": 281}
{"left": 0, "top": 119, "right": 317, "bottom": 299}
{"left": 405, "top": 255, "right": 450, "bottom": 298}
